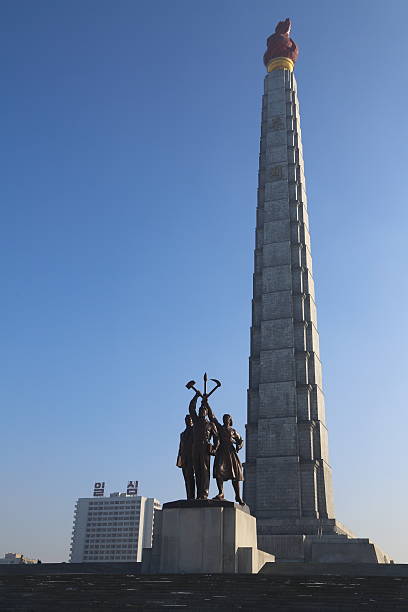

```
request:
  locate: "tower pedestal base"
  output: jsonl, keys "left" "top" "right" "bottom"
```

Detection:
{"left": 258, "top": 534, "right": 392, "bottom": 564}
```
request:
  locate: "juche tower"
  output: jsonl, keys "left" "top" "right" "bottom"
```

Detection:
{"left": 244, "top": 19, "right": 390, "bottom": 562}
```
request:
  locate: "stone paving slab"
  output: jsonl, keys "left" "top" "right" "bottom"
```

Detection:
{"left": 1, "top": 573, "right": 408, "bottom": 611}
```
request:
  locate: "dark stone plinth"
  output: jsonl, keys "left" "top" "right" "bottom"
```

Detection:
{"left": 163, "top": 498, "right": 250, "bottom": 513}
{"left": 0, "top": 562, "right": 141, "bottom": 576}
{"left": 0, "top": 571, "right": 408, "bottom": 610}
{"left": 260, "top": 562, "right": 408, "bottom": 576}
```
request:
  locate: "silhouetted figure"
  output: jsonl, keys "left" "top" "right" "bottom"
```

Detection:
{"left": 176, "top": 414, "right": 196, "bottom": 499}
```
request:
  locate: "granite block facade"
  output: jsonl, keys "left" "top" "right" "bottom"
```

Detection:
{"left": 244, "top": 68, "right": 335, "bottom": 535}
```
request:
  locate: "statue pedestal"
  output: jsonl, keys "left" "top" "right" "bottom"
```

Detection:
{"left": 147, "top": 500, "right": 274, "bottom": 574}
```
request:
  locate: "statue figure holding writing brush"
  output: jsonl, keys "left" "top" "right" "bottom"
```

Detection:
{"left": 176, "top": 414, "right": 196, "bottom": 500}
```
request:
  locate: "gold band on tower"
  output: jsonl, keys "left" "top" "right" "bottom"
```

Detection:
{"left": 266, "top": 57, "right": 294, "bottom": 72}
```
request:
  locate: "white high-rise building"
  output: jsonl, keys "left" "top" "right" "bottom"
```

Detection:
{"left": 69, "top": 484, "right": 161, "bottom": 563}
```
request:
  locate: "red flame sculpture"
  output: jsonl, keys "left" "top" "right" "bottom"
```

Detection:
{"left": 263, "top": 18, "right": 299, "bottom": 69}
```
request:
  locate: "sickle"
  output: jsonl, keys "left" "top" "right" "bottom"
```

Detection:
{"left": 206, "top": 378, "right": 221, "bottom": 398}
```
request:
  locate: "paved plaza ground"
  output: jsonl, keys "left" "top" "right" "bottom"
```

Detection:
{"left": 1, "top": 569, "right": 408, "bottom": 611}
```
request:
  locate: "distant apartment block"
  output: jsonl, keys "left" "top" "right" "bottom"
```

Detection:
{"left": 0, "top": 553, "right": 37, "bottom": 564}
{"left": 69, "top": 482, "right": 161, "bottom": 562}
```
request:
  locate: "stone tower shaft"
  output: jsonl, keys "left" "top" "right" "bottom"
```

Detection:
{"left": 244, "top": 68, "right": 335, "bottom": 534}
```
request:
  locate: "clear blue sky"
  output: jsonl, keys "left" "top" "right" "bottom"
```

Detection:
{"left": 1, "top": 0, "right": 407, "bottom": 563}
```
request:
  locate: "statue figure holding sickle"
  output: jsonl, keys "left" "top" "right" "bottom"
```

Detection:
{"left": 207, "top": 404, "right": 244, "bottom": 506}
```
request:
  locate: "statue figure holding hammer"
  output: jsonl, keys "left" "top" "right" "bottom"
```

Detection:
{"left": 185, "top": 374, "right": 245, "bottom": 505}
{"left": 185, "top": 374, "right": 220, "bottom": 500}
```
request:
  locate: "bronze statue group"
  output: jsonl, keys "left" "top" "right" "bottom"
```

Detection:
{"left": 177, "top": 389, "right": 245, "bottom": 505}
